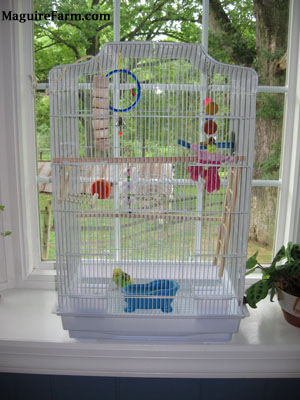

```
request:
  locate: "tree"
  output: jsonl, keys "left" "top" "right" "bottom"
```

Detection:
{"left": 249, "top": 0, "right": 289, "bottom": 246}
{"left": 34, "top": 0, "right": 290, "bottom": 252}
{"left": 34, "top": 0, "right": 206, "bottom": 80}
{"left": 207, "top": 0, "right": 289, "bottom": 250}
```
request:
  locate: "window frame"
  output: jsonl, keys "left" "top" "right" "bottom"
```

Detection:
{"left": 1, "top": 0, "right": 299, "bottom": 290}
{"left": 0, "top": 0, "right": 55, "bottom": 290}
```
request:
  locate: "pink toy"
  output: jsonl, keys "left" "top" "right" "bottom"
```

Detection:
{"left": 187, "top": 144, "right": 234, "bottom": 193}
{"left": 204, "top": 97, "right": 213, "bottom": 105}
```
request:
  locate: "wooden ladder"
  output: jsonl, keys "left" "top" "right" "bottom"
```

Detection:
{"left": 213, "top": 166, "right": 241, "bottom": 278}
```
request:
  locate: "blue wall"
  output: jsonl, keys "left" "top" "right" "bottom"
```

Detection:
{"left": 1, "top": 374, "right": 300, "bottom": 400}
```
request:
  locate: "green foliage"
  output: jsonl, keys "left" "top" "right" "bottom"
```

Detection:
{"left": 245, "top": 242, "right": 300, "bottom": 308}
{"left": 32, "top": 0, "right": 288, "bottom": 258}
{"left": 35, "top": 96, "right": 50, "bottom": 158}
{"left": 39, "top": 194, "right": 56, "bottom": 259}
{"left": 0, "top": 205, "right": 12, "bottom": 237}
{"left": 33, "top": 0, "right": 261, "bottom": 155}
{"left": 246, "top": 279, "right": 270, "bottom": 308}
{"left": 119, "top": 0, "right": 202, "bottom": 43}
{"left": 34, "top": 0, "right": 113, "bottom": 81}
{"left": 208, "top": 0, "right": 256, "bottom": 66}
{"left": 255, "top": 141, "right": 281, "bottom": 179}
{"left": 246, "top": 250, "right": 258, "bottom": 270}
{"left": 257, "top": 93, "right": 284, "bottom": 122}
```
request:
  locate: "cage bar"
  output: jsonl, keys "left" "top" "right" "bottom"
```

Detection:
{"left": 50, "top": 42, "right": 257, "bottom": 341}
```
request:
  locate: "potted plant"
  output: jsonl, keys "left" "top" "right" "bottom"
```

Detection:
{"left": 245, "top": 242, "right": 300, "bottom": 327}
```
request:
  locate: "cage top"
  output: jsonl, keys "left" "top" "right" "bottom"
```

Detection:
{"left": 49, "top": 41, "right": 258, "bottom": 90}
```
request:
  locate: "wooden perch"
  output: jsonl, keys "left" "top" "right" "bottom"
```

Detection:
{"left": 92, "top": 74, "right": 110, "bottom": 151}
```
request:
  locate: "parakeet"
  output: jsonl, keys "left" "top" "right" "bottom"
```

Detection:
{"left": 113, "top": 268, "right": 134, "bottom": 288}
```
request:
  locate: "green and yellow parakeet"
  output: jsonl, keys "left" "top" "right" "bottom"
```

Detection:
{"left": 112, "top": 268, "right": 134, "bottom": 288}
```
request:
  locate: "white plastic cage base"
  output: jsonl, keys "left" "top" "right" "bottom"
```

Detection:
{"left": 56, "top": 260, "right": 248, "bottom": 342}
{"left": 58, "top": 307, "right": 249, "bottom": 342}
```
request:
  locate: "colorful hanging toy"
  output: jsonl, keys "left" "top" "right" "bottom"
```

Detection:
{"left": 177, "top": 96, "right": 234, "bottom": 193}
{"left": 91, "top": 179, "right": 111, "bottom": 200}
{"left": 187, "top": 144, "right": 234, "bottom": 193}
{"left": 204, "top": 97, "right": 219, "bottom": 152}
{"left": 105, "top": 70, "right": 141, "bottom": 113}
{"left": 105, "top": 53, "right": 141, "bottom": 138}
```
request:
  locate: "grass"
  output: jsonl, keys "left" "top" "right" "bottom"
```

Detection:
{"left": 39, "top": 193, "right": 56, "bottom": 260}
{"left": 38, "top": 185, "right": 274, "bottom": 264}
{"left": 247, "top": 240, "right": 273, "bottom": 264}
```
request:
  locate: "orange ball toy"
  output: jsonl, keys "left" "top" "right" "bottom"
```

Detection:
{"left": 205, "top": 101, "right": 219, "bottom": 115}
{"left": 204, "top": 120, "right": 218, "bottom": 135}
{"left": 91, "top": 179, "right": 111, "bottom": 200}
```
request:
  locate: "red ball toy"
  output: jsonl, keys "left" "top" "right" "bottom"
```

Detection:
{"left": 91, "top": 179, "right": 111, "bottom": 200}
{"left": 204, "top": 120, "right": 218, "bottom": 135}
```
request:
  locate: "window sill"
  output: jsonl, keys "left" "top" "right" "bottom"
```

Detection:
{"left": 0, "top": 288, "right": 299, "bottom": 378}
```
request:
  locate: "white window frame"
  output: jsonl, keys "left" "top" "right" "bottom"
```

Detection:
{"left": 1, "top": 0, "right": 299, "bottom": 290}
{"left": 0, "top": 0, "right": 55, "bottom": 290}
{"left": 275, "top": 0, "right": 300, "bottom": 247}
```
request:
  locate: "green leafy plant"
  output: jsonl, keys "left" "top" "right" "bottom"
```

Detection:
{"left": 0, "top": 205, "right": 11, "bottom": 237}
{"left": 245, "top": 242, "right": 300, "bottom": 308}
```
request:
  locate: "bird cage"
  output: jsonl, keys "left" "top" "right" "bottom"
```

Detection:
{"left": 50, "top": 42, "right": 257, "bottom": 342}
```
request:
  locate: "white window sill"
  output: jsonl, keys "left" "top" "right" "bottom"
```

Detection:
{"left": 0, "top": 288, "right": 299, "bottom": 378}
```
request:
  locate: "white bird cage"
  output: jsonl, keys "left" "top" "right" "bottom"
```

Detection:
{"left": 50, "top": 42, "right": 257, "bottom": 342}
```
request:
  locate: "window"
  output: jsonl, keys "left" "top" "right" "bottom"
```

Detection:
{"left": 1, "top": 0, "right": 300, "bottom": 290}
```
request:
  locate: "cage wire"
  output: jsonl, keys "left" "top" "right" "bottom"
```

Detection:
{"left": 50, "top": 42, "right": 257, "bottom": 339}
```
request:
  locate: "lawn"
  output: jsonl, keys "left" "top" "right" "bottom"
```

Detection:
{"left": 38, "top": 183, "right": 274, "bottom": 264}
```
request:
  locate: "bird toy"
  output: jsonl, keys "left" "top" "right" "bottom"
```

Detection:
{"left": 204, "top": 98, "right": 219, "bottom": 153}
{"left": 177, "top": 139, "right": 235, "bottom": 193}
{"left": 204, "top": 120, "right": 218, "bottom": 135}
{"left": 116, "top": 116, "right": 125, "bottom": 136}
{"left": 105, "top": 70, "right": 141, "bottom": 113}
{"left": 178, "top": 139, "right": 234, "bottom": 151}
{"left": 127, "top": 164, "right": 131, "bottom": 209}
{"left": 91, "top": 179, "right": 111, "bottom": 200}
{"left": 187, "top": 145, "right": 235, "bottom": 193}
{"left": 105, "top": 54, "right": 141, "bottom": 137}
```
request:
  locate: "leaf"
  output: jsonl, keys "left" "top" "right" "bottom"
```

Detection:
{"left": 246, "top": 251, "right": 258, "bottom": 269}
{"left": 0, "top": 231, "right": 11, "bottom": 237}
{"left": 0, "top": 205, "right": 4, "bottom": 211}
{"left": 286, "top": 242, "right": 293, "bottom": 263}
{"left": 245, "top": 268, "right": 257, "bottom": 276}
{"left": 270, "top": 245, "right": 286, "bottom": 270}
{"left": 286, "top": 262, "right": 300, "bottom": 277}
{"left": 290, "top": 244, "right": 300, "bottom": 261}
{"left": 245, "top": 279, "right": 270, "bottom": 308}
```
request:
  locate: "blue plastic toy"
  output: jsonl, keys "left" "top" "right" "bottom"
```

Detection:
{"left": 177, "top": 139, "right": 234, "bottom": 150}
{"left": 122, "top": 279, "right": 179, "bottom": 313}
{"left": 105, "top": 69, "right": 141, "bottom": 113}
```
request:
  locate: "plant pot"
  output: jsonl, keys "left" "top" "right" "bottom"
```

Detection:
{"left": 277, "top": 287, "right": 300, "bottom": 328}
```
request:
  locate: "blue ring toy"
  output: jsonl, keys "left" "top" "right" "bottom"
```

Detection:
{"left": 105, "top": 69, "right": 141, "bottom": 112}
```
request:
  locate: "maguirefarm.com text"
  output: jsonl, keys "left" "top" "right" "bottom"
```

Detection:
{"left": 2, "top": 10, "right": 110, "bottom": 23}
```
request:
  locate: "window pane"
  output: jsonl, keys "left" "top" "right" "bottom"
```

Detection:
{"left": 33, "top": 0, "right": 289, "bottom": 264}
{"left": 248, "top": 186, "right": 279, "bottom": 263}
{"left": 247, "top": 92, "right": 285, "bottom": 264}
{"left": 253, "top": 92, "right": 285, "bottom": 181}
